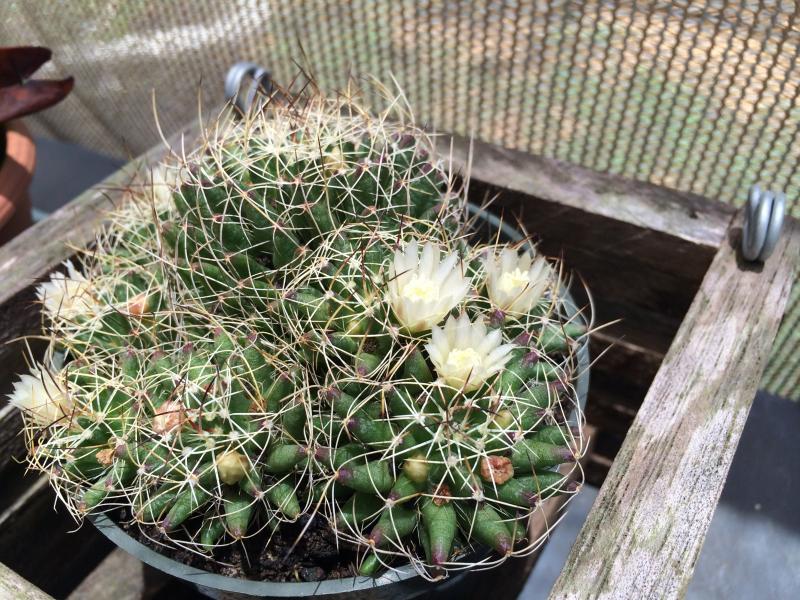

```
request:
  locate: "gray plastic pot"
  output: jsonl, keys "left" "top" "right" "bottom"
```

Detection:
{"left": 89, "top": 204, "right": 590, "bottom": 600}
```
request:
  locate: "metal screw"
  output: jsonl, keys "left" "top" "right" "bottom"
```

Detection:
{"left": 224, "top": 62, "right": 271, "bottom": 114}
{"left": 742, "top": 185, "right": 786, "bottom": 262}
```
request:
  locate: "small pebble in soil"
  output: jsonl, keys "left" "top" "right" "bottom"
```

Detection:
{"left": 300, "top": 566, "right": 326, "bottom": 582}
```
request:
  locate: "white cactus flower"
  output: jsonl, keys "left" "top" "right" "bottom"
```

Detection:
{"left": 484, "top": 248, "right": 550, "bottom": 316}
{"left": 426, "top": 313, "right": 515, "bottom": 391}
{"left": 387, "top": 240, "right": 471, "bottom": 333}
{"left": 8, "top": 363, "right": 72, "bottom": 427}
{"left": 36, "top": 260, "right": 100, "bottom": 319}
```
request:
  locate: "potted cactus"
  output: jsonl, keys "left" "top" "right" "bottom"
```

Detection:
{"left": 0, "top": 46, "right": 73, "bottom": 244}
{"left": 9, "top": 85, "right": 589, "bottom": 597}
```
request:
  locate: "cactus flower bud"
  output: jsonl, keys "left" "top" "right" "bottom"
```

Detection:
{"left": 322, "top": 147, "right": 346, "bottom": 174}
{"left": 126, "top": 291, "right": 152, "bottom": 317}
{"left": 403, "top": 454, "right": 429, "bottom": 484}
{"left": 215, "top": 450, "right": 248, "bottom": 485}
{"left": 493, "top": 409, "right": 514, "bottom": 429}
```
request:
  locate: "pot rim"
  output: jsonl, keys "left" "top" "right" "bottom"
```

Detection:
{"left": 88, "top": 202, "right": 591, "bottom": 597}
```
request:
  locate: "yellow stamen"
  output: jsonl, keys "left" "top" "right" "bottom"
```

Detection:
{"left": 498, "top": 268, "right": 530, "bottom": 294}
{"left": 401, "top": 276, "right": 439, "bottom": 302}
{"left": 445, "top": 348, "right": 482, "bottom": 372}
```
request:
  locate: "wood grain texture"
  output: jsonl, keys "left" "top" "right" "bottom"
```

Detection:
{"left": 0, "top": 562, "right": 52, "bottom": 600}
{"left": 66, "top": 549, "right": 170, "bottom": 600}
{"left": 0, "top": 404, "right": 25, "bottom": 474}
{"left": 0, "top": 475, "right": 113, "bottom": 598}
{"left": 549, "top": 216, "right": 800, "bottom": 599}
{"left": 439, "top": 135, "right": 735, "bottom": 248}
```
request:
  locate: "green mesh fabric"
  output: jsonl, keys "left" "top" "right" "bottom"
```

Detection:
{"left": 1, "top": 0, "right": 797, "bottom": 397}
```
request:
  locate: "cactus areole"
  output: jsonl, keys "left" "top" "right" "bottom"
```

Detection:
{"left": 10, "top": 84, "right": 590, "bottom": 591}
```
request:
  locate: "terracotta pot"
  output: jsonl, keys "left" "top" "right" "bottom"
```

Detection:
{"left": 0, "top": 120, "right": 36, "bottom": 245}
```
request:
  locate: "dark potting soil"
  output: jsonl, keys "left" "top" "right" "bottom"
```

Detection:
{"left": 115, "top": 508, "right": 361, "bottom": 582}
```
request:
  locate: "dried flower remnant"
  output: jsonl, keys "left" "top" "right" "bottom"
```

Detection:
{"left": 480, "top": 455, "right": 514, "bottom": 485}
{"left": 152, "top": 400, "right": 186, "bottom": 435}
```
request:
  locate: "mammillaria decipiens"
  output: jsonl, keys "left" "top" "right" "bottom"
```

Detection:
{"left": 11, "top": 85, "right": 588, "bottom": 579}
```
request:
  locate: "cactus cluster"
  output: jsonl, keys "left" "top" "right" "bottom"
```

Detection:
{"left": 11, "top": 86, "right": 588, "bottom": 579}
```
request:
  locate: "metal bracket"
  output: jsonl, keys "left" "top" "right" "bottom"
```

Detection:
{"left": 742, "top": 185, "right": 786, "bottom": 262}
{"left": 224, "top": 61, "right": 272, "bottom": 114}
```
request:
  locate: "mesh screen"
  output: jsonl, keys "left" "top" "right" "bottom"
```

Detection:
{"left": 1, "top": 0, "right": 798, "bottom": 397}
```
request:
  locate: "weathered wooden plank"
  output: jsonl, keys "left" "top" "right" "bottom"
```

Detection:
{"left": 0, "top": 562, "right": 53, "bottom": 600}
{"left": 582, "top": 391, "right": 638, "bottom": 438}
{"left": 0, "top": 404, "right": 25, "bottom": 475}
{"left": 582, "top": 333, "right": 664, "bottom": 438}
{"left": 67, "top": 549, "right": 170, "bottom": 600}
{"left": 588, "top": 335, "right": 663, "bottom": 415}
{"left": 584, "top": 451, "right": 614, "bottom": 480}
{"left": 439, "top": 135, "right": 735, "bottom": 249}
{"left": 549, "top": 216, "right": 800, "bottom": 599}
{"left": 0, "top": 474, "right": 114, "bottom": 598}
